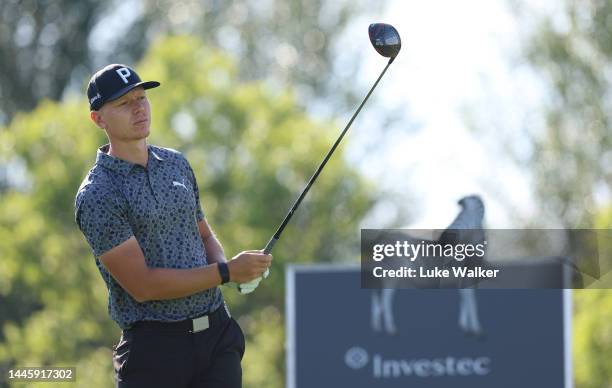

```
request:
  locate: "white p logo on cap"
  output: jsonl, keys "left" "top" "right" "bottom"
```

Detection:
{"left": 116, "top": 67, "right": 131, "bottom": 84}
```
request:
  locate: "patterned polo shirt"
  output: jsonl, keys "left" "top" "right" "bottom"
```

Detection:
{"left": 75, "top": 144, "right": 223, "bottom": 329}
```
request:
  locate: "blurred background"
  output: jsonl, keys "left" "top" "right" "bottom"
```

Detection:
{"left": 0, "top": 0, "right": 610, "bottom": 387}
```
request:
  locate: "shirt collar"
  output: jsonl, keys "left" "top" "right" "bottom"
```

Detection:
{"left": 96, "top": 144, "right": 164, "bottom": 176}
{"left": 150, "top": 147, "right": 164, "bottom": 162}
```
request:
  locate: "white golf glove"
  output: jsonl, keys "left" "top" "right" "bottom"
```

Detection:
{"left": 235, "top": 268, "right": 270, "bottom": 294}
{"left": 238, "top": 277, "right": 262, "bottom": 294}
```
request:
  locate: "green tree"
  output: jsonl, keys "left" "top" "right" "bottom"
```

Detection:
{"left": 510, "top": 0, "right": 611, "bottom": 228}
{"left": 509, "top": 2, "right": 612, "bottom": 386}
{"left": 0, "top": 0, "right": 384, "bottom": 125}
{"left": 573, "top": 208, "right": 612, "bottom": 388}
{"left": 0, "top": 35, "right": 377, "bottom": 387}
{"left": 574, "top": 289, "right": 612, "bottom": 387}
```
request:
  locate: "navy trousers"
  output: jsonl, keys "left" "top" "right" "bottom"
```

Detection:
{"left": 112, "top": 307, "right": 245, "bottom": 388}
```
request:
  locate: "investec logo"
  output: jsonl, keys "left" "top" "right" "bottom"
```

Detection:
{"left": 344, "top": 346, "right": 491, "bottom": 378}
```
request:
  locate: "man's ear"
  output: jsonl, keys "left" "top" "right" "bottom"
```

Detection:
{"left": 90, "top": 110, "right": 106, "bottom": 130}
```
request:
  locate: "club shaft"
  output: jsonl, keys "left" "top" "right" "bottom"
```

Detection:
{"left": 263, "top": 58, "right": 394, "bottom": 254}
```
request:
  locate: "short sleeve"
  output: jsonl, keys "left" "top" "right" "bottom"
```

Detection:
{"left": 182, "top": 156, "right": 205, "bottom": 222}
{"left": 75, "top": 188, "right": 134, "bottom": 257}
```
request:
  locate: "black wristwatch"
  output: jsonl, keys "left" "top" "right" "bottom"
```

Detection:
{"left": 217, "top": 262, "right": 230, "bottom": 284}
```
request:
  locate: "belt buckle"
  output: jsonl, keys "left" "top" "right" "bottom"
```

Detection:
{"left": 192, "top": 315, "right": 209, "bottom": 333}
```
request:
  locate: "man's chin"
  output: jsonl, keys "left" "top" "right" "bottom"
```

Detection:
{"left": 132, "top": 125, "right": 150, "bottom": 138}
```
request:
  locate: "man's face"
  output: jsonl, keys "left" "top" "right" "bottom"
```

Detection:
{"left": 91, "top": 87, "right": 151, "bottom": 142}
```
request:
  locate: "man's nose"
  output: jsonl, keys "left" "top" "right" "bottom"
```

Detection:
{"left": 132, "top": 98, "right": 146, "bottom": 113}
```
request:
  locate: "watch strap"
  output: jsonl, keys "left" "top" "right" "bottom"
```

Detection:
{"left": 217, "top": 262, "right": 230, "bottom": 284}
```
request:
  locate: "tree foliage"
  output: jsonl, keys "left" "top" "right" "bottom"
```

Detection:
{"left": 0, "top": 0, "right": 384, "bottom": 125}
{"left": 513, "top": 2, "right": 612, "bottom": 386}
{"left": 514, "top": 0, "right": 611, "bottom": 228}
{"left": 0, "top": 35, "right": 377, "bottom": 388}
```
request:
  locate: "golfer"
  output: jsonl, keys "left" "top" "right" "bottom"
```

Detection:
{"left": 74, "top": 64, "right": 271, "bottom": 387}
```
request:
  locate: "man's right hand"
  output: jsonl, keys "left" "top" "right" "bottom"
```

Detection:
{"left": 227, "top": 250, "right": 272, "bottom": 283}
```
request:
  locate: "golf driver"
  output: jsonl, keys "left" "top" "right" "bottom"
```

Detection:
{"left": 238, "top": 23, "right": 401, "bottom": 294}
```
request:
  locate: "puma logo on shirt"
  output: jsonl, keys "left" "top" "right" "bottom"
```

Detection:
{"left": 173, "top": 180, "right": 187, "bottom": 189}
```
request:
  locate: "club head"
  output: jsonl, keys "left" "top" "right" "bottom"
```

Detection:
{"left": 368, "top": 23, "right": 401, "bottom": 59}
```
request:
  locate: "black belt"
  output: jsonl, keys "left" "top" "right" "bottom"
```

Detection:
{"left": 128, "top": 304, "right": 231, "bottom": 334}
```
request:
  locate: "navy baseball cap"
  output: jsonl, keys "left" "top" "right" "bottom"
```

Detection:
{"left": 87, "top": 64, "right": 160, "bottom": 111}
